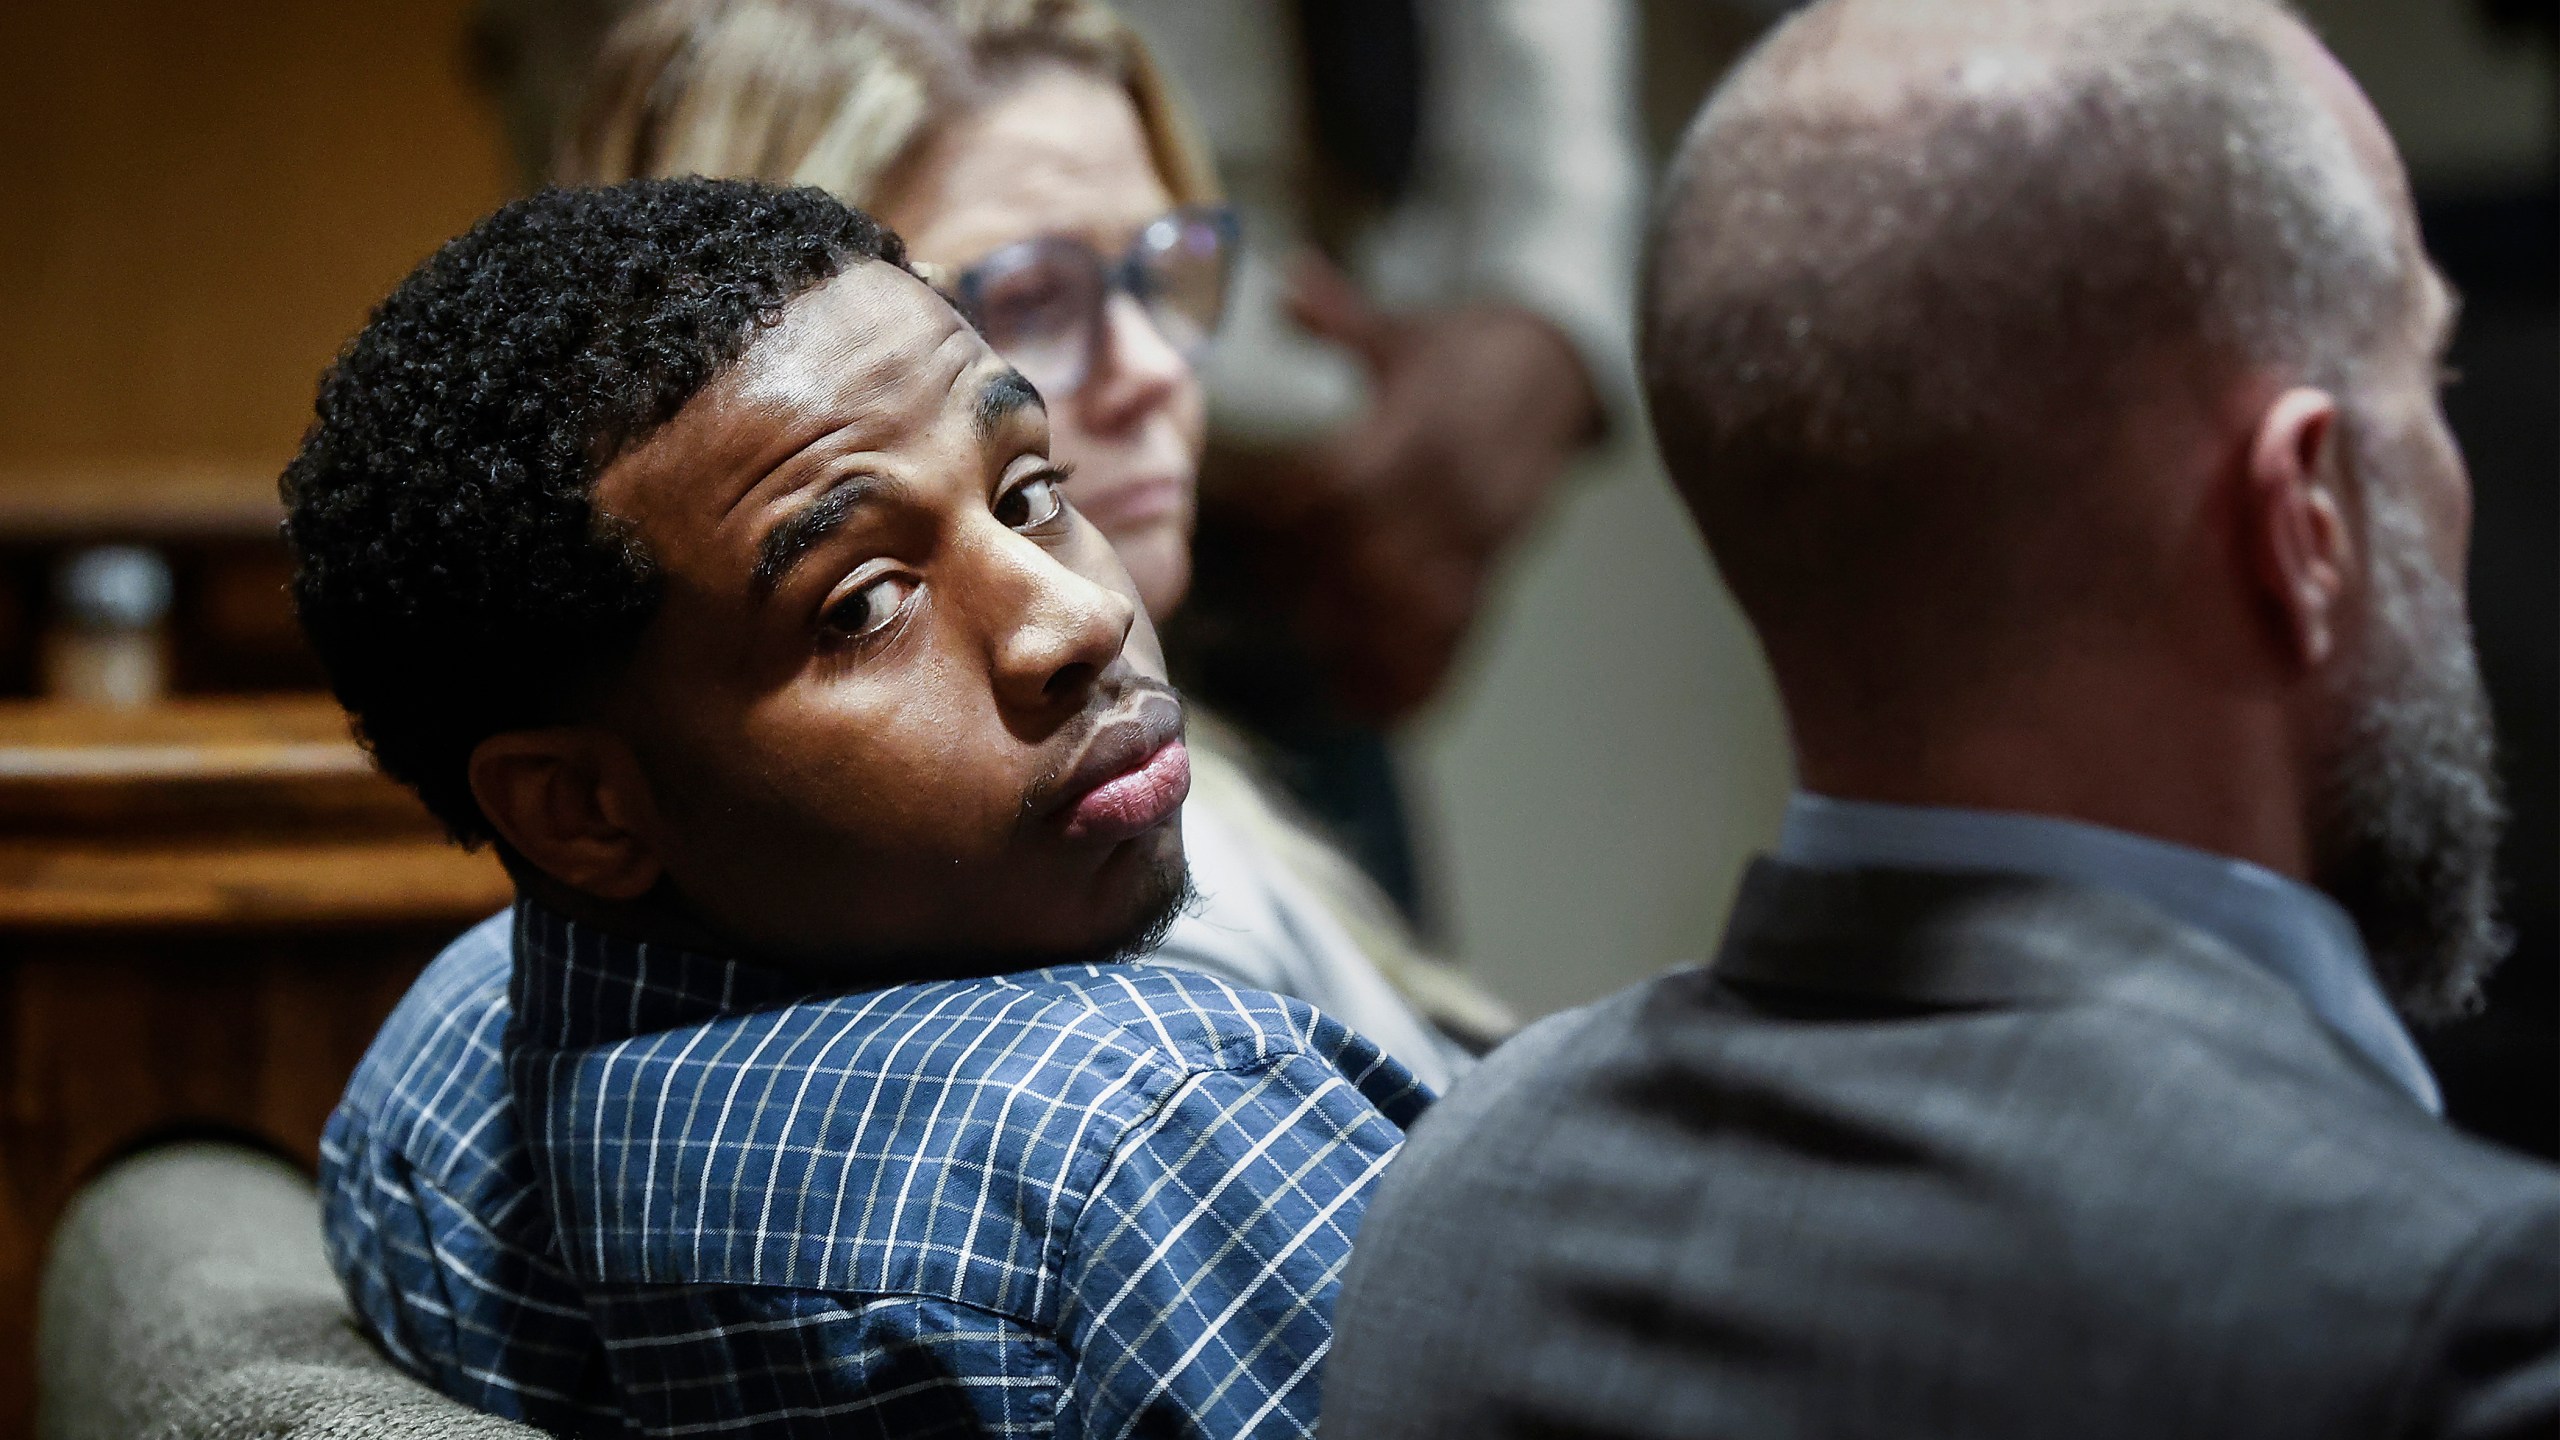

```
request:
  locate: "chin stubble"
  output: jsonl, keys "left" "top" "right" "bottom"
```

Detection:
{"left": 1100, "top": 849, "right": 1199, "bottom": 966}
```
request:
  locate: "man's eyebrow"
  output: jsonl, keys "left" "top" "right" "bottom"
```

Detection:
{"left": 752, "top": 474, "right": 881, "bottom": 595}
{"left": 976, "top": 369, "right": 1044, "bottom": 442}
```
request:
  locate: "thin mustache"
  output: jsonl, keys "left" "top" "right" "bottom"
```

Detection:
{"left": 1022, "top": 678, "right": 1185, "bottom": 815}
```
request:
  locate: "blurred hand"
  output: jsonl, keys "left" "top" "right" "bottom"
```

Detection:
{"left": 1282, "top": 253, "right": 1600, "bottom": 719}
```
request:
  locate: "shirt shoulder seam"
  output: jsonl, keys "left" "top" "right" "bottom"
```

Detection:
{"left": 1050, "top": 1046, "right": 1308, "bottom": 1284}
{"left": 989, "top": 967, "right": 1322, "bottom": 1080}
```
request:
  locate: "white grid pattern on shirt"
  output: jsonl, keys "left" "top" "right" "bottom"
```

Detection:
{"left": 323, "top": 904, "right": 1428, "bottom": 1439}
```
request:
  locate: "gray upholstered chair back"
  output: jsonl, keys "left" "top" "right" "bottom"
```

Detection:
{"left": 37, "top": 1141, "right": 544, "bottom": 1440}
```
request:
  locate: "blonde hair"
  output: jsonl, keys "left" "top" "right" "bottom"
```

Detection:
{"left": 557, "top": 0, "right": 1217, "bottom": 214}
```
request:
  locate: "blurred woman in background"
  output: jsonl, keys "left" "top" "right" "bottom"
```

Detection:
{"left": 557, "top": 0, "right": 1508, "bottom": 1084}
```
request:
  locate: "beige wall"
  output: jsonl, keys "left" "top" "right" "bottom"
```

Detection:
{"left": 1408, "top": 440, "right": 1792, "bottom": 1021}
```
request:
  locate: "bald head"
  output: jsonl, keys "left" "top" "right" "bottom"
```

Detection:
{"left": 1644, "top": 0, "right": 2416, "bottom": 697}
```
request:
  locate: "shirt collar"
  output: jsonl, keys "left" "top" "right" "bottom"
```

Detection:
{"left": 1775, "top": 792, "right": 2440, "bottom": 1114}
{"left": 510, "top": 899, "right": 812, "bottom": 1051}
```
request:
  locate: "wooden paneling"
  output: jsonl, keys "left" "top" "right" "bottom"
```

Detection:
{"left": 0, "top": 0, "right": 513, "bottom": 706}
{"left": 0, "top": 15, "right": 513, "bottom": 1419}
{"left": 0, "top": 932, "right": 448, "bottom": 1433}
{"left": 0, "top": 0, "right": 514, "bottom": 473}
{"left": 0, "top": 464, "right": 281, "bottom": 544}
{"left": 0, "top": 698, "right": 513, "bottom": 1433}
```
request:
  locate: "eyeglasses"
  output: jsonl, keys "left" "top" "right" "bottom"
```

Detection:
{"left": 922, "top": 205, "right": 1238, "bottom": 402}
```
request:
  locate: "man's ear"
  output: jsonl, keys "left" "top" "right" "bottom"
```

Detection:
{"left": 2242, "top": 386, "right": 2356, "bottom": 672}
{"left": 468, "top": 729, "right": 666, "bottom": 901}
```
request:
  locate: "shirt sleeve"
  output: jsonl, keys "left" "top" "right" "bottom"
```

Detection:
{"left": 1054, "top": 1052, "right": 1410, "bottom": 1440}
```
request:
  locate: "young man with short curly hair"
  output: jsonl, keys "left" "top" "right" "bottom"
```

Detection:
{"left": 295, "top": 178, "right": 1424, "bottom": 1440}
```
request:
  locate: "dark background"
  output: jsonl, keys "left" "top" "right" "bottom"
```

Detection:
{"left": 2419, "top": 180, "right": 2557, "bottom": 1161}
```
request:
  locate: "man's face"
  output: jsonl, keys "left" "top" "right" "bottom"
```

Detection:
{"left": 2317, "top": 273, "right": 2506, "bottom": 1022}
{"left": 587, "top": 261, "right": 1191, "bottom": 971}
{"left": 2294, "top": 32, "right": 2508, "bottom": 1020}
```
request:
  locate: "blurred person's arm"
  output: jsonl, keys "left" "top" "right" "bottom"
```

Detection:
{"left": 1384, "top": 0, "right": 1645, "bottom": 431}
{"left": 1283, "top": 262, "right": 1601, "bottom": 717}
{"left": 1285, "top": 0, "right": 1644, "bottom": 717}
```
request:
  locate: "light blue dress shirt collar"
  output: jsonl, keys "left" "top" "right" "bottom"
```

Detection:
{"left": 1775, "top": 792, "right": 2441, "bottom": 1114}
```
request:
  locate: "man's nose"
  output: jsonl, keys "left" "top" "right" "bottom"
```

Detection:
{"left": 1075, "top": 293, "right": 1187, "bottom": 434}
{"left": 980, "top": 534, "right": 1138, "bottom": 716}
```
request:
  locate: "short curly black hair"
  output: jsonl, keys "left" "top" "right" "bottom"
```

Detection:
{"left": 282, "top": 178, "right": 908, "bottom": 845}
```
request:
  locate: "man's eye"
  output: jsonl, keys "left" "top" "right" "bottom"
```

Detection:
{"left": 819, "top": 574, "right": 915, "bottom": 642}
{"left": 995, "top": 471, "right": 1069, "bottom": 531}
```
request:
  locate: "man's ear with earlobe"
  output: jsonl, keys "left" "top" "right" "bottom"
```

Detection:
{"left": 467, "top": 730, "right": 667, "bottom": 901}
{"left": 2243, "top": 386, "right": 2357, "bottom": 673}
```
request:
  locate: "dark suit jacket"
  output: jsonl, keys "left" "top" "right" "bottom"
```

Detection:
{"left": 1321, "top": 861, "right": 2560, "bottom": 1439}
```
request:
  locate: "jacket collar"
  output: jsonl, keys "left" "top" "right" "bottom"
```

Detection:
{"left": 1769, "top": 794, "right": 2438, "bottom": 1114}
{"left": 1712, "top": 859, "right": 2437, "bottom": 1114}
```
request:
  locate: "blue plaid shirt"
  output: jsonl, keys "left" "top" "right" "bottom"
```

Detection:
{"left": 320, "top": 903, "right": 1428, "bottom": 1439}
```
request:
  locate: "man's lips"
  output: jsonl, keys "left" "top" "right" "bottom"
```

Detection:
{"left": 1065, "top": 738, "right": 1191, "bottom": 842}
{"left": 1048, "top": 697, "right": 1190, "bottom": 843}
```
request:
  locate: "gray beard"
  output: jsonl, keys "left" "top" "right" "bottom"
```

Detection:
{"left": 2314, "top": 440, "right": 2511, "bottom": 1025}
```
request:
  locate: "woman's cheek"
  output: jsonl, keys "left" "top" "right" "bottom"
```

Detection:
{"left": 1120, "top": 524, "right": 1192, "bottom": 622}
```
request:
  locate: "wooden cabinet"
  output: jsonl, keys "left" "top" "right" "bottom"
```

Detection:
{"left": 0, "top": 697, "right": 511, "bottom": 1434}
